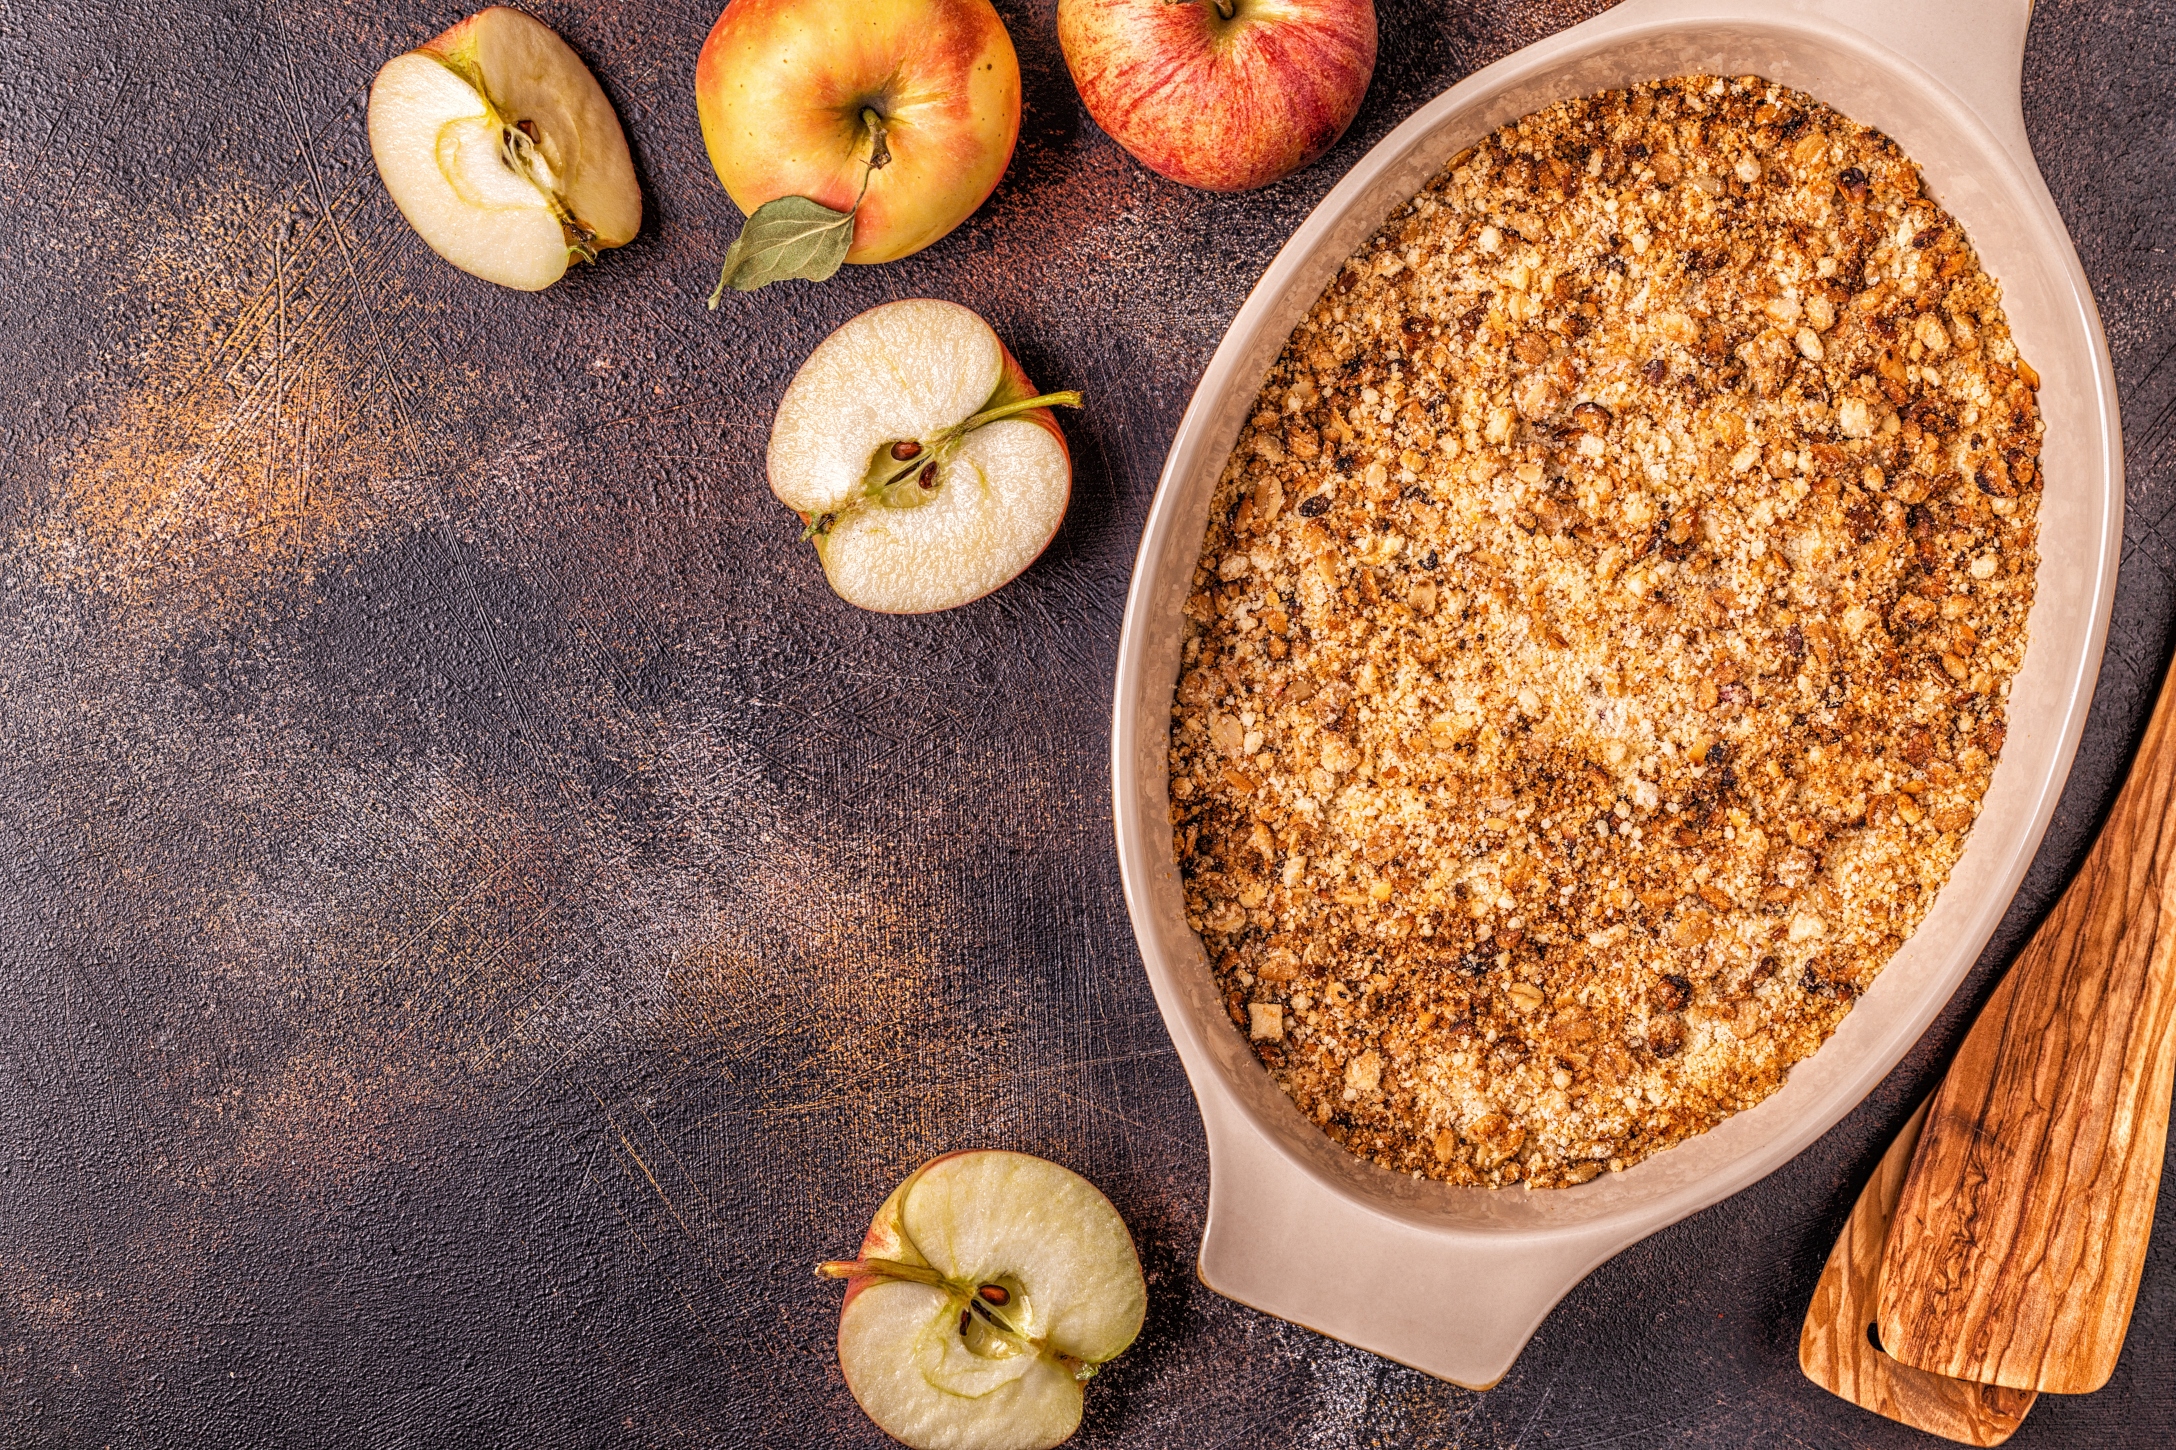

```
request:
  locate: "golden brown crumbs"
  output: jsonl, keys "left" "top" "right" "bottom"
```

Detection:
{"left": 1168, "top": 76, "right": 2042, "bottom": 1188}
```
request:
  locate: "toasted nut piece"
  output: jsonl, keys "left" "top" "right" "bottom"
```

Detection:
{"left": 1570, "top": 401, "right": 1613, "bottom": 433}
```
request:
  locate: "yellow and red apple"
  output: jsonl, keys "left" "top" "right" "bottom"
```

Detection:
{"left": 695, "top": 0, "right": 1022, "bottom": 266}
{"left": 1057, "top": 0, "right": 1377, "bottom": 193}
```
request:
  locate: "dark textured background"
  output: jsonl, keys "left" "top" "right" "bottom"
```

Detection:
{"left": 0, "top": 0, "right": 2169, "bottom": 1444}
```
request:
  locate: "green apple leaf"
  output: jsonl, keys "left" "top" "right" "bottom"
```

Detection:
{"left": 707, "top": 196, "right": 856, "bottom": 302}
{"left": 707, "top": 109, "right": 892, "bottom": 306}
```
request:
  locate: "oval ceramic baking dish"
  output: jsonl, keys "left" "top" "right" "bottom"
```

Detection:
{"left": 1111, "top": 0, "right": 2123, "bottom": 1391}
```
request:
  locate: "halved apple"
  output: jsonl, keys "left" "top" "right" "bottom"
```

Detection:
{"left": 367, "top": 6, "right": 641, "bottom": 291}
{"left": 768, "top": 299, "right": 1077, "bottom": 613}
{"left": 821, "top": 1151, "right": 1148, "bottom": 1450}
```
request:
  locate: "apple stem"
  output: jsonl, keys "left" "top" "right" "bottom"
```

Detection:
{"left": 815, "top": 1257, "right": 1042, "bottom": 1352}
{"left": 816, "top": 114, "right": 888, "bottom": 242}
{"left": 957, "top": 390, "right": 1084, "bottom": 433}
{"left": 815, "top": 1256, "right": 948, "bottom": 1287}
{"left": 861, "top": 108, "right": 892, "bottom": 174}
{"left": 1210, "top": 0, "right": 1237, "bottom": 18}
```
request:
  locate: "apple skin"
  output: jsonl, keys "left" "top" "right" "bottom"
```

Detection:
{"left": 696, "top": 0, "right": 1022, "bottom": 265}
{"left": 836, "top": 1152, "right": 956, "bottom": 1319}
{"left": 986, "top": 344, "right": 1074, "bottom": 475}
{"left": 1057, "top": 0, "right": 1377, "bottom": 193}
{"left": 796, "top": 337, "right": 1073, "bottom": 617}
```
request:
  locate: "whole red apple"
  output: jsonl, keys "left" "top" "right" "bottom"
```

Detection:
{"left": 695, "top": 0, "right": 1021, "bottom": 265}
{"left": 1057, "top": 0, "right": 1376, "bottom": 193}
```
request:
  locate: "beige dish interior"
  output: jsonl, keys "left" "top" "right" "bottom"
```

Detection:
{"left": 1111, "top": 0, "right": 2123, "bottom": 1390}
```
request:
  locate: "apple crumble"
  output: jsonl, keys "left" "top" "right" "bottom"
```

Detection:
{"left": 1168, "top": 76, "right": 2043, "bottom": 1188}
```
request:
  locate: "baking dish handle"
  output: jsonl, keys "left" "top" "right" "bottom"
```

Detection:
{"left": 1193, "top": 1085, "right": 1625, "bottom": 1389}
{"left": 1817, "top": 0, "right": 2037, "bottom": 176}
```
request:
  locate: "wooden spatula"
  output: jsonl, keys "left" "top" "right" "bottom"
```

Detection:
{"left": 1805, "top": 664, "right": 2176, "bottom": 1432}
{"left": 1800, "top": 1099, "right": 2038, "bottom": 1444}
{"left": 1876, "top": 667, "right": 2176, "bottom": 1393}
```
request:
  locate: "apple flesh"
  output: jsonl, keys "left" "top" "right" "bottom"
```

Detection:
{"left": 368, "top": 6, "right": 641, "bottom": 290}
{"left": 1057, "top": 0, "right": 1377, "bottom": 193}
{"left": 768, "top": 299, "right": 1074, "bottom": 614}
{"left": 823, "top": 1151, "right": 1148, "bottom": 1450}
{"left": 695, "top": 0, "right": 1021, "bottom": 265}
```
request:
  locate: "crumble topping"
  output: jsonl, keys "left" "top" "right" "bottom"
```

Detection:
{"left": 1168, "top": 76, "right": 2042, "bottom": 1188}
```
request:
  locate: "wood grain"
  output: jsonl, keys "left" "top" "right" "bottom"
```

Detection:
{"left": 1801, "top": 1100, "right": 2037, "bottom": 1444}
{"left": 1878, "top": 673, "right": 2176, "bottom": 1392}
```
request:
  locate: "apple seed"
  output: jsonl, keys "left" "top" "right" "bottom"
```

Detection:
{"left": 890, "top": 440, "right": 923, "bottom": 460}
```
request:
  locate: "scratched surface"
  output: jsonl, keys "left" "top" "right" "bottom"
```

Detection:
{"left": 0, "top": 0, "right": 2170, "bottom": 1444}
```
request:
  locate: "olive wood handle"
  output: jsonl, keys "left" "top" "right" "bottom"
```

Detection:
{"left": 1877, "top": 666, "right": 2176, "bottom": 1392}
{"left": 1800, "top": 1099, "right": 2037, "bottom": 1443}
